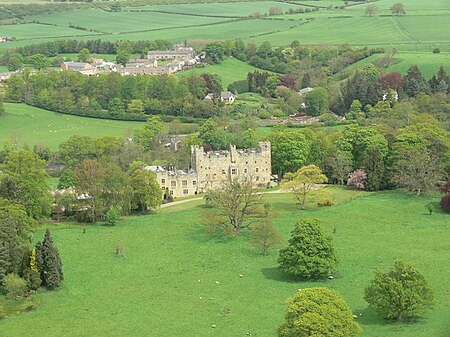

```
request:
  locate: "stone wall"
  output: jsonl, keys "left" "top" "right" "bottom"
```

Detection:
{"left": 191, "top": 141, "right": 272, "bottom": 192}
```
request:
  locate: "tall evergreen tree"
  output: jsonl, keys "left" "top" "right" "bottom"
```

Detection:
{"left": 362, "top": 147, "right": 385, "bottom": 191}
{"left": 38, "top": 229, "right": 63, "bottom": 290}
{"left": 403, "top": 65, "right": 429, "bottom": 97}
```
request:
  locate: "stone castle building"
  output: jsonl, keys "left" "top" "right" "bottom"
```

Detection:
{"left": 145, "top": 141, "right": 272, "bottom": 198}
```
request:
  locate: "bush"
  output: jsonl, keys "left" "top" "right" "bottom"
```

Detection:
{"left": 24, "top": 270, "right": 42, "bottom": 291}
{"left": 318, "top": 199, "right": 334, "bottom": 207}
{"left": 105, "top": 209, "right": 120, "bottom": 226}
{"left": 3, "top": 274, "right": 28, "bottom": 298}
{"left": 432, "top": 48, "right": 440, "bottom": 54}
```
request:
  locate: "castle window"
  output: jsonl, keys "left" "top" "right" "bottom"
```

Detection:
{"left": 171, "top": 181, "right": 176, "bottom": 188}
{"left": 255, "top": 167, "right": 259, "bottom": 173}
{"left": 161, "top": 187, "right": 165, "bottom": 191}
{"left": 193, "top": 181, "right": 197, "bottom": 186}
{"left": 182, "top": 180, "right": 188, "bottom": 187}
{"left": 256, "top": 176, "right": 259, "bottom": 181}
{"left": 183, "top": 189, "right": 189, "bottom": 195}
{"left": 222, "top": 169, "right": 226, "bottom": 174}
{"left": 244, "top": 168, "right": 248, "bottom": 173}
{"left": 161, "top": 179, "right": 166, "bottom": 185}
{"left": 231, "top": 168, "right": 237, "bottom": 175}
{"left": 170, "top": 190, "right": 174, "bottom": 195}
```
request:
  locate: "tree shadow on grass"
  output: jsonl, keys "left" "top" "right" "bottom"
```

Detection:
{"left": 186, "top": 224, "right": 234, "bottom": 244}
{"left": 261, "top": 267, "right": 304, "bottom": 284}
{"left": 354, "top": 306, "right": 429, "bottom": 328}
{"left": 261, "top": 267, "right": 344, "bottom": 284}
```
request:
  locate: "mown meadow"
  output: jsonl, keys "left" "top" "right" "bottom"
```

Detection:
{"left": 0, "top": 188, "right": 448, "bottom": 337}
{"left": 0, "top": 103, "right": 142, "bottom": 150}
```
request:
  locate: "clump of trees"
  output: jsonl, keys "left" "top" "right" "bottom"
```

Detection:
{"left": 5, "top": 70, "right": 225, "bottom": 121}
{"left": 279, "top": 287, "right": 362, "bottom": 337}
{"left": 364, "top": 260, "right": 434, "bottom": 321}
{"left": 278, "top": 219, "right": 338, "bottom": 279}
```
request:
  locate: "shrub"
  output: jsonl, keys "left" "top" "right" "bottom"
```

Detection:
{"left": 347, "top": 170, "right": 367, "bottom": 189}
{"left": 3, "top": 273, "right": 28, "bottom": 298}
{"left": 24, "top": 270, "right": 42, "bottom": 291}
{"left": 105, "top": 209, "right": 120, "bottom": 226}
{"left": 432, "top": 48, "right": 440, "bottom": 54}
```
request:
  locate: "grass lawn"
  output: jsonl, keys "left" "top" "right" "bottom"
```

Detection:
{"left": 0, "top": 188, "right": 448, "bottom": 336}
{"left": 0, "top": 103, "right": 143, "bottom": 150}
{"left": 179, "top": 57, "right": 275, "bottom": 89}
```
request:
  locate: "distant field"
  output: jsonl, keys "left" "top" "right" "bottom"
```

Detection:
{"left": 126, "top": 1, "right": 301, "bottom": 17}
{"left": 0, "top": 103, "right": 142, "bottom": 150}
{"left": 2, "top": 0, "right": 450, "bottom": 55}
{"left": 336, "top": 51, "right": 450, "bottom": 79}
{"left": 179, "top": 57, "right": 275, "bottom": 89}
{"left": 0, "top": 23, "right": 100, "bottom": 42}
{"left": 29, "top": 9, "right": 234, "bottom": 34}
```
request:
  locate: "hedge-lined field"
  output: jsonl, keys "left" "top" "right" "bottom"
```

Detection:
{"left": 1, "top": 0, "right": 447, "bottom": 53}
{"left": 179, "top": 57, "right": 276, "bottom": 89}
{"left": 0, "top": 189, "right": 448, "bottom": 336}
{"left": 0, "top": 103, "right": 142, "bottom": 150}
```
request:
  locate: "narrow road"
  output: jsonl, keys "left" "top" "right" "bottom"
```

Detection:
{"left": 160, "top": 189, "right": 286, "bottom": 209}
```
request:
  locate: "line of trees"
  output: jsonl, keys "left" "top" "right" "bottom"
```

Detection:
{"left": 5, "top": 70, "right": 227, "bottom": 120}
{"left": 204, "top": 38, "right": 383, "bottom": 75}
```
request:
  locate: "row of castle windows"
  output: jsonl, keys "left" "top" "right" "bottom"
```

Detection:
{"left": 161, "top": 179, "right": 196, "bottom": 188}
{"left": 164, "top": 189, "right": 190, "bottom": 195}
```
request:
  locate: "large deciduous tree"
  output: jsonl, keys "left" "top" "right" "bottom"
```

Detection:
{"left": 278, "top": 219, "right": 338, "bottom": 279}
{"left": 0, "top": 149, "right": 52, "bottom": 220}
{"left": 365, "top": 4, "right": 377, "bottom": 17}
{"left": 0, "top": 199, "right": 33, "bottom": 284}
{"left": 279, "top": 288, "right": 362, "bottom": 337}
{"left": 390, "top": 142, "right": 440, "bottom": 196}
{"left": 128, "top": 163, "right": 162, "bottom": 212}
{"left": 364, "top": 260, "right": 434, "bottom": 321}
{"left": 203, "top": 177, "right": 263, "bottom": 236}
{"left": 269, "top": 129, "right": 310, "bottom": 179}
{"left": 390, "top": 3, "right": 405, "bottom": 16}
{"left": 74, "top": 159, "right": 107, "bottom": 222}
{"left": 283, "top": 165, "right": 328, "bottom": 209}
{"left": 304, "top": 87, "right": 329, "bottom": 116}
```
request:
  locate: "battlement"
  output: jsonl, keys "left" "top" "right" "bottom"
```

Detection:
{"left": 191, "top": 141, "right": 271, "bottom": 162}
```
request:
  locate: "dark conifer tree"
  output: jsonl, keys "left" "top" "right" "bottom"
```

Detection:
{"left": 38, "top": 229, "right": 63, "bottom": 289}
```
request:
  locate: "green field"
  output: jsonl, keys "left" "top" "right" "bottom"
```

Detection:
{"left": 179, "top": 57, "right": 275, "bottom": 88}
{"left": 0, "top": 103, "right": 143, "bottom": 150}
{"left": 1, "top": 0, "right": 449, "bottom": 54}
{"left": 336, "top": 51, "right": 450, "bottom": 79}
{"left": 0, "top": 188, "right": 448, "bottom": 336}
{"left": 0, "top": 23, "right": 100, "bottom": 41}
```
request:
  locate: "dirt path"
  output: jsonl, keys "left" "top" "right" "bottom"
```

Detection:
{"left": 160, "top": 189, "right": 286, "bottom": 209}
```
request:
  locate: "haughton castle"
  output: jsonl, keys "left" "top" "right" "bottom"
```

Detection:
{"left": 145, "top": 141, "right": 272, "bottom": 198}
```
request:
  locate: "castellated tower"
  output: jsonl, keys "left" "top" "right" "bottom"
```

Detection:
{"left": 191, "top": 141, "right": 272, "bottom": 193}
